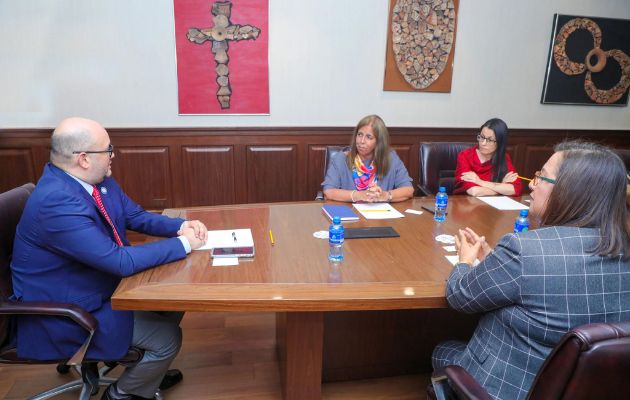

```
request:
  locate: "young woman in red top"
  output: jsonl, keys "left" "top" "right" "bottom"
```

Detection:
{"left": 454, "top": 118, "right": 523, "bottom": 196}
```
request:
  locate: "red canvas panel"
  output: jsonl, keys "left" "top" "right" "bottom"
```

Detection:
{"left": 174, "top": 0, "right": 269, "bottom": 114}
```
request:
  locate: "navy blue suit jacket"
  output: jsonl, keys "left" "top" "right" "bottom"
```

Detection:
{"left": 11, "top": 163, "right": 187, "bottom": 360}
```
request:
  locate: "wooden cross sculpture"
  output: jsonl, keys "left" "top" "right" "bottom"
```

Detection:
{"left": 187, "top": 1, "right": 261, "bottom": 109}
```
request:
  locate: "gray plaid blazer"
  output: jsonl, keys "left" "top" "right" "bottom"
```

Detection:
{"left": 433, "top": 226, "right": 630, "bottom": 400}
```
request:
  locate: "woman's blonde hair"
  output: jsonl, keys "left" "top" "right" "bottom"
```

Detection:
{"left": 346, "top": 115, "right": 391, "bottom": 178}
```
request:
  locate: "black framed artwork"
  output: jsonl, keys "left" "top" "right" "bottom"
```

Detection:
{"left": 541, "top": 14, "right": 630, "bottom": 106}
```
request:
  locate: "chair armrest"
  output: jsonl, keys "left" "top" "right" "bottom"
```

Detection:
{"left": 432, "top": 365, "right": 492, "bottom": 400}
{"left": 0, "top": 300, "right": 97, "bottom": 332}
{"left": 315, "top": 190, "right": 324, "bottom": 201}
{"left": 0, "top": 299, "right": 98, "bottom": 365}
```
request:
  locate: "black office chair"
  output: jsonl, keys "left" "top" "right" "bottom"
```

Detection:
{"left": 0, "top": 183, "right": 145, "bottom": 400}
{"left": 428, "top": 321, "right": 630, "bottom": 400}
{"left": 418, "top": 142, "right": 472, "bottom": 196}
{"left": 316, "top": 145, "right": 350, "bottom": 200}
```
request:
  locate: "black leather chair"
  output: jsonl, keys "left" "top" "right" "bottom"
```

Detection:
{"left": 316, "top": 145, "right": 350, "bottom": 200}
{"left": 0, "top": 183, "right": 145, "bottom": 400}
{"left": 429, "top": 321, "right": 630, "bottom": 400}
{"left": 418, "top": 142, "right": 472, "bottom": 196}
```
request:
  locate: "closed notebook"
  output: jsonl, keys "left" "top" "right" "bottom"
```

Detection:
{"left": 322, "top": 205, "right": 359, "bottom": 221}
{"left": 345, "top": 226, "right": 399, "bottom": 239}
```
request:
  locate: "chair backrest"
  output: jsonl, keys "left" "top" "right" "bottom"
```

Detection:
{"left": 324, "top": 146, "right": 350, "bottom": 179}
{"left": 527, "top": 321, "right": 630, "bottom": 400}
{"left": 418, "top": 142, "right": 472, "bottom": 195}
{"left": 0, "top": 183, "right": 35, "bottom": 346}
{"left": 317, "top": 146, "right": 350, "bottom": 200}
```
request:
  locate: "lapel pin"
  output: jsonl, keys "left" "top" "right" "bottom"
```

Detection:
{"left": 101, "top": 187, "right": 108, "bottom": 195}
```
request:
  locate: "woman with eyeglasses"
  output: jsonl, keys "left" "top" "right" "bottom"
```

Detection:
{"left": 454, "top": 118, "right": 522, "bottom": 196}
{"left": 432, "top": 141, "right": 630, "bottom": 400}
{"left": 322, "top": 115, "right": 414, "bottom": 203}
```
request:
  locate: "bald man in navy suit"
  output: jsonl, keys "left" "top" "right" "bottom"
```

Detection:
{"left": 11, "top": 117, "right": 208, "bottom": 399}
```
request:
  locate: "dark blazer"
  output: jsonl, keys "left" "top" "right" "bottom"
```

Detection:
{"left": 443, "top": 226, "right": 630, "bottom": 400}
{"left": 11, "top": 163, "right": 187, "bottom": 360}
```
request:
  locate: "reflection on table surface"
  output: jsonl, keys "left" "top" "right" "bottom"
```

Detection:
{"left": 112, "top": 196, "right": 527, "bottom": 312}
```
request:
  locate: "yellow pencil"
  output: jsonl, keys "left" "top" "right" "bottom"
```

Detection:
{"left": 518, "top": 176, "right": 532, "bottom": 182}
{"left": 361, "top": 209, "right": 391, "bottom": 212}
{"left": 269, "top": 229, "right": 275, "bottom": 246}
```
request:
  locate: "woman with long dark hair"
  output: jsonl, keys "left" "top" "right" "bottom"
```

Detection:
{"left": 454, "top": 118, "right": 522, "bottom": 196}
{"left": 322, "top": 115, "right": 413, "bottom": 203}
{"left": 432, "top": 141, "right": 630, "bottom": 399}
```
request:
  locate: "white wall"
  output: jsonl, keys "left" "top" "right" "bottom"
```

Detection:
{"left": 0, "top": 0, "right": 628, "bottom": 129}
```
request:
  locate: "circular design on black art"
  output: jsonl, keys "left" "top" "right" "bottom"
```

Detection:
{"left": 585, "top": 49, "right": 630, "bottom": 104}
{"left": 553, "top": 18, "right": 602, "bottom": 76}
{"left": 553, "top": 17, "right": 630, "bottom": 104}
{"left": 585, "top": 47, "right": 606, "bottom": 73}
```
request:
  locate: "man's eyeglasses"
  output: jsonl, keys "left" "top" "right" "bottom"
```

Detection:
{"left": 532, "top": 170, "right": 557, "bottom": 185}
{"left": 73, "top": 144, "right": 114, "bottom": 157}
{"left": 476, "top": 134, "right": 496, "bottom": 144}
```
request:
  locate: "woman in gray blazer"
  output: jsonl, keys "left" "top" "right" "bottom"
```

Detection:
{"left": 322, "top": 114, "right": 414, "bottom": 203}
{"left": 432, "top": 141, "right": 630, "bottom": 400}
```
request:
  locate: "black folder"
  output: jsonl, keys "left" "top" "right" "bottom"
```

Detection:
{"left": 344, "top": 226, "right": 399, "bottom": 239}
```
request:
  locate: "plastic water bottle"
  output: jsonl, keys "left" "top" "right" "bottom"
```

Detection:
{"left": 434, "top": 187, "right": 448, "bottom": 222}
{"left": 514, "top": 209, "right": 529, "bottom": 233}
{"left": 328, "top": 216, "right": 344, "bottom": 262}
{"left": 328, "top": 260, "right": 342, "bottom": 283}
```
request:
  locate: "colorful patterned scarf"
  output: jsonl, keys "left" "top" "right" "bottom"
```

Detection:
{"left": 352, "top": 155, "right": 377, "bottom": 190}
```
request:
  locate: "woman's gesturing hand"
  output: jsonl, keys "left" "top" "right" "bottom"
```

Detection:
{"left": 455, "top": 227, "right": 492, "bottom": 265}
{"left": 502, "top": 171, "right": 518, "bottom": 183}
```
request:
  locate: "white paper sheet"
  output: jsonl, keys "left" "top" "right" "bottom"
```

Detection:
{"left": 212, "top": 257, "right": 239, "bottom": 266}
{"left": 445, "top": 255, "right": 480, "bottom": 267}
{"left": 198, "top": 228, "right": 254, "bottom": 251}
{"left": 404, "top": 209, "right": 423, "bottom": 215}
{"left": 477, "top": 196, "right": 529, "bottom": 210}
{"left": 353, "top": 203, "right": 405, "bottom": 220}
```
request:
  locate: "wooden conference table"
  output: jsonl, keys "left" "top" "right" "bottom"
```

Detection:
{"left": 112, "top": 196, "right": 526, "bottom": 399}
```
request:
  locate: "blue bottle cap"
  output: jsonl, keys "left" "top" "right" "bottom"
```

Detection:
{"left": 520, "top": 210, "right": 528, "bottom": 217}
{"left": 333, "top": 216, "right": 341, "bottom": 224}
{"left": 438, "top": 186, "right": 446, "bottom": 192}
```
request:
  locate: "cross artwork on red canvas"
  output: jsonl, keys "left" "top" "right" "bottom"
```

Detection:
{"left": 174, "top": 0, "right": 269, "bottom": 114}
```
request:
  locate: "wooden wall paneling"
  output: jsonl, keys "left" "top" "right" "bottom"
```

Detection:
{"left": 295, "top": 140, "right": 308, "bottom": 201}
{"left": 233, "top": 143, "right": 249, "bottom": 204}
{"left": 390, "top": 144, "right": 415, "bottom": 188}
{"left": 506, "top": 145, "right": 516, "bottom": 164}
{"left": 112, "top": 146, "right": 172, "bottom": 209}
{"left": 181, "top": 146, "right": 235, "bottom": 207}
{"left": 246, "top": 145, "right": 297, "bottom": 203}
{"left": 2, "top": 127, "right": 629, "bottom": 208}
{"left": 0, "top": 148, "right": 36, "bottom": 192}
{"left": 29, "top": 144, "right": 51, "bottom": 184}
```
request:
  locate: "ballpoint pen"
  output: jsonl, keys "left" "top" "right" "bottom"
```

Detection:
{"left": 232, "top": 231, "right": 237, "bottom": 242}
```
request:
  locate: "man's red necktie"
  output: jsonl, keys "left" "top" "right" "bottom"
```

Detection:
{"left": 92, "top": 185, "right": 124, "bottom": 246}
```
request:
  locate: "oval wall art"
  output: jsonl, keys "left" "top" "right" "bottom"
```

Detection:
{"left": 384, "top": 0, "right": 459, "bottom": 92}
